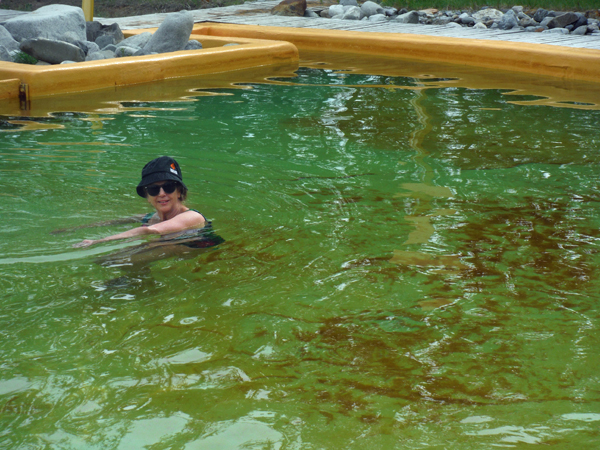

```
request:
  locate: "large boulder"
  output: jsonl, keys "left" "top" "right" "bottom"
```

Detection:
{"left": 4, "top": 5, "right": 86, "bottom": 43}
{"left": 498, "top": 9, "right": 519, "bottom": 29}
{"left": 472, "top": 8, "right": 504, "bottom": 22}
{"left": 116, "top": 32, "right": 152, "bottom": 51}
{"left": 271, "top": 0, "right": 306, "bottom": 17}
{"left": 547, "top": 12, "right": 579, "bottom": 29}
{"left": 142, "top": 10, "right": 194, "bottom": 53}
{"left": 20, "top": 38, "right": 85, "bottom": 64}
{"left": 391, "top": 11, "right": 419, "bottom": 24}
{"left": 86, "top": 21, "right": 124, "bottom": 45}
{"left": 342, "top": 6, "right": 362, "bottom": 20}
{"left": 360, "top": 1, "right": 384, "bottom": 18}
{"left": 0, "top": 25, "right": 20, "bottom": 52}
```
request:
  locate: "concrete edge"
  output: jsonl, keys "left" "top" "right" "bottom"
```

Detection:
{"left": 0, "top": 35, "right": 298, "bottom": 101}
{"left": 194, "top": 23, "right": 600, "bottom": 84}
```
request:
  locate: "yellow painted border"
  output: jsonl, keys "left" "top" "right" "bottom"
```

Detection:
{"left": 192, "top": 23, "right": 600, "bottom": 84}
{"left": 0, "top": 35, "right": 298, "bottom": 100}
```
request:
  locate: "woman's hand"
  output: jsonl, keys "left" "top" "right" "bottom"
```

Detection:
{"left": 73, "top": 239, "right": 98, "bottom": 248}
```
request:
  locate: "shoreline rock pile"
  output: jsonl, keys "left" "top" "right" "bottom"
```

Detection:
{"left": 283, "top": 1, "right": 600, "bottom": 36}
{"left": 0, "top": 5, "right": 203, "bottom": 65}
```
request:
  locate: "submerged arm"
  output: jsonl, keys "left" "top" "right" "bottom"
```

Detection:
{"left": 73, "top": 211, "right": 205, "bottom": 248}
{"left": 51, "top": 215, "right": 146, "bottom": 235}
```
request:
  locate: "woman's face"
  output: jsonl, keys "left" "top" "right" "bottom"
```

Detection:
{"left": 145, "top": 180, "right": 182, "bottom": 214}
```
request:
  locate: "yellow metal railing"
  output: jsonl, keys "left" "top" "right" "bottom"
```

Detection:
{"left": 82, "top": 0, "right": 94, "bottom": 21}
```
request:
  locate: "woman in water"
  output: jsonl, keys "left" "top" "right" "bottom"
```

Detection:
{"left": 73, "top": 156, "right": 207, "bottom": 248}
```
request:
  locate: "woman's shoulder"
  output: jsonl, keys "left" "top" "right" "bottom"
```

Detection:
{"left": 185, "top": 208, "right": 207, "bottom": 222}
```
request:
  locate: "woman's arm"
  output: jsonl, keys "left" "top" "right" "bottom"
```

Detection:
{"left": 52, "top": 215, "right": 146, "bottom": 235}
{"left": 73, "top": 210, "right": 205, "bottom": 248}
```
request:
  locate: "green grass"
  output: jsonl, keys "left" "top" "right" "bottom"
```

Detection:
{"left": 382, "top": 1, "right": 600, "bottom": 12}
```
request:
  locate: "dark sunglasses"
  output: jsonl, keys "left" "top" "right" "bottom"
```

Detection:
{"left": 145, "top": 181, "right": 180, "bottom": 197}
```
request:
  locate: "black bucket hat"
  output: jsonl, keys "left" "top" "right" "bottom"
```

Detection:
{"left": 136, "top": 156, "right": 187, "bottom": 197}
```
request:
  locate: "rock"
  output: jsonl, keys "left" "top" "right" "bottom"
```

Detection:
{"left": 572, "top": 25, "right": 588, "bottom": 35}
{"left": 36, "top": 60, "right": 51, "bottom": 65}
{"left": 328, "top": 5, "right": 345, "bottom": 17}
{"left": 547, "top": 12, "right": 578, "bottom": 29}
{"left": 472, "top": 8, "right": 504, "bottom": 22}
{"left": 498, "top": 9, "right": 519, "bottom": 29}
{"left": 342, "top": 6, "right": 362, "bottom": 20}
{"left": 4, "top": 5, "right": 86, "bottom": 43}
{"left": 446, "top": 22, "right": 462, "bottom": 28}
{"left": 391, "top": 11, "right": 419, "bottom": 24}
{"left": 0, "top": 25, "right": 20, "bottom": 52}
{"left": 588, "top": 23, "right": 600, "bottom": 33}
{"left": 518, "top": 12, "right": 536, "bottom": 27}
{"left": 116, "top": 32, "right": 152, "bottom": 50}
{"left": 102, "top": 44, "right": 117, "bottom": 52}
{"left": 60, "top": 60, "right": 76, "bottom": 64}
{"left": 271, "top": 0, "right": 307, "bottom": 17}
{"left": 383, "top": 7, "right": 397, "bottom": 17}
{"left": 572, "top": 12, "right": 588, "bottom": 29}
{"left": 533, "top": 8, "right": 549, "bottom": 22}
{"left": 459, "top": 13, "right": 475, "bottom": 25}
{"left": 319, "top": 9, "right": 330, "bottom": 18}
{"left": 20, "top": 38, "right": 85, "bottom": 64}
{"left": 85, "top": 51, "right": 106, "bottom": 61}
{"left": 433, "top": 16, "right": 453, "bottom": 25}
{"left": 142, "top": 11, "right": 193, "bottom": 53}
{"left": 474, "top": 22, "right": 487, "bottom": 29}
{"left": 184, "top": 39, "right": 203, "bottom": 50}
{"left": 304, "top": 10, "right": 319, "bottom": 18}
{"left": 543, "top": 27, "right": 570, "bottom": 34}
{"left": 339, "top": 0, "right": 357, "bottom": 5}
{"left": 0, "top": 45, "right": 11, "bottom": 62}
{"left": 100, "top": 49, "right": 115, "bottom": 58}
{"left": 361, "top": 1, "right": 384, "bottom": 17}
{"left": 115, "top": 45, "right": 143, "bottom": 57}
{"left": 95, "top": 34, "right": 116, "bottom": 49}
{"left": 86, "top": 21, "right": 123, "bottom": 45}
{"left": 540, "top": 16, "right": 554, "bottom": 27}
{"left": 369, "top": 14, "right": 387, "bottom": 22}
{"left": 512, "top": 5, "right": 524, "bottom": 14}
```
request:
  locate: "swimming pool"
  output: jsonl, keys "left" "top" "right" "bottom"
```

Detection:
{"left": 1, "top": 52, "right": 600, "bottom": 449}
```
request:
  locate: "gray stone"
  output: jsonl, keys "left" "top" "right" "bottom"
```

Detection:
{"left": 547, "top": 12, "right": 578, "bottom": 29}
{"left": 498, "top": 10, "right": 519, "bottom": 30}
{"left": 85, "top": 51, "right": 106, "bottom": 61}
{"left": 100, "top": 49, "right": 116, "bottom": 58}
{"left": 304, "top": 10, "right": 319, "bottom": 18}
{"left": 512, "top": 5, "right": 524, "bottom": 13}
{"left": 517, "top": 12, "right": 536, "bottom": 28}
{"left": 383, "top": 7, "right": 397, "bottom": 17}
{"left": 143, "top": 10, "right": 193, "bottom": 54}
{"left": 0, "top": 25, "right": 19, "bottom": 52}
{"left": 459, "top": 13, "right": 475, "bottom": 25}
{"left": 102, "top": 44, "right": 117, "bottom": 52}
{"left": 0, "top": 45, "right": 11, "bottom": 62}
{"left": 20, "top": 38, "right": 85, "bottom": 64}
{"left": 4, "top": 5, "right": 86, "bottom": 43}
{"left": 446, "top": 22, "right": 462, "bottom": 28}
{"left": 588, "top": 23, "right": 600, "bottom": 33}
{"left": 60, "top": 60, "right": 76, "bottom": 64}
{"left": 86, "top": 21, "right": 124, "bottom": 44}
{"left": 433, "top": 16, "right": 453, "bottom": 25}
{"left": 115, "top": 45, "right": 141, "bottom": 57}
{"left": 472, "top": 8, "right": 504, "bottom": 22}
{"left": 572, "top": 25, "right": 588, "bottom": 35}
{"left": 35, "top": 60, "right": 51, "bottom": 65}
{"left": 319, "top": 9, "right": 330, "bottom": 18}
{"left": 533, "top": 8, "right": 549, "bottom": 22}
{"left": 361, "top": 1, "right": 384, "bottom": 17}
{"left": 184, "top": 39, "right": 203, "bottom": 50}
{"left": 83, "top": 41, "right": 100, "bottom": 54}
{"left": 543, "top": 27, "right": 570, "bottom": 34}
{"left": 540, "top": 16, "right": 553, "bottom": 27}
{"left": 116, "top": 32, "right": 152, "bottom": 50}
{"left": 391, "top": 10, "right": 419, "bottom": 24}
{"left": 369, "top": 13, "right": 387, "bottom": 22}
{"left": 95, "top": 34, "right": 116, "bottom": 49}
{"left": 328, "top": 5, "right": 345, "bottom": 16}
{"left": 572, "top": 12, "right": 588, "bottom": 29}
{"left": 339, "top": 0, "right": 357, "bottom": 5}
{"left": 331, "top": 14, "right": 344, "bottom": 20}
{"left": 473, "top": 22, "right": 487, "bottom": 29}
{"left": 342, "top": 6, "right": 362, "bottom": 20}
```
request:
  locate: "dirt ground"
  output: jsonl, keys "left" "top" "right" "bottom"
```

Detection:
{"left": 0, "top": 0, "right": 243, "bottom": 17}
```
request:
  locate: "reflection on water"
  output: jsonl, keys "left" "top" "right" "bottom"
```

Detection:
{"left": 1, "top": 53, "right": 600, "bottom": 449}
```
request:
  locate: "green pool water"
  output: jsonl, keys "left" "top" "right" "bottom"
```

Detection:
{"left": 2, "top": 53, "right": 600, "bottom": 449}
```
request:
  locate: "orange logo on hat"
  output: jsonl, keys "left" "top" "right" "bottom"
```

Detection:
{"left": 171, "top": 163, "right": 176, "bottom": 170}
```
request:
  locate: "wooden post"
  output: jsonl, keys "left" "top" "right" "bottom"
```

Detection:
{"left": 82, "top": 0, "right": 94, "bottom": 21}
